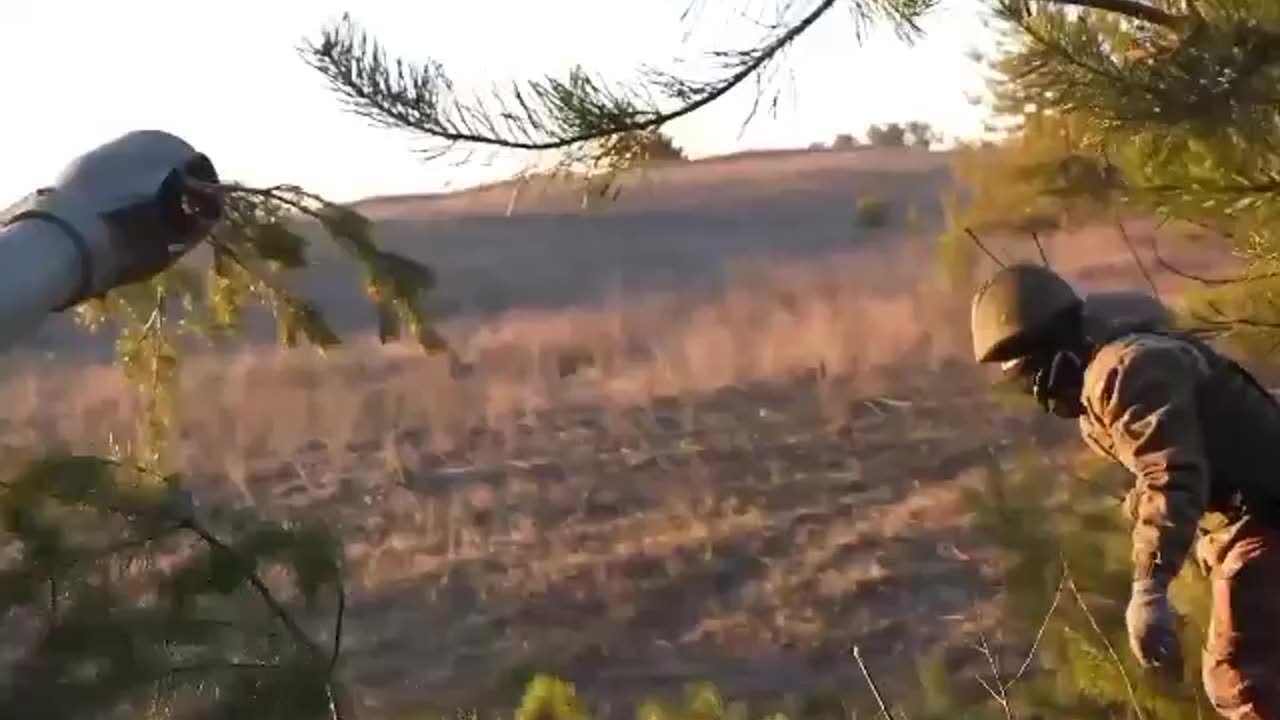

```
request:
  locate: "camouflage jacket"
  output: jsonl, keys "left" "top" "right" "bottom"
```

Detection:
{"left": 1078, "top": 331, "right": 1280, "bottom": 582}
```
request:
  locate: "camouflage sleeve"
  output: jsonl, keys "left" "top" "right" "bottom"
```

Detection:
{"left": 1085, "top": 339, "right": 1210, "bottom": 583}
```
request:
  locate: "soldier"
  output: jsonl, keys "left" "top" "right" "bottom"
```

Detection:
{"left": 970, "top": 263, "right": 1280, "bottom": 720}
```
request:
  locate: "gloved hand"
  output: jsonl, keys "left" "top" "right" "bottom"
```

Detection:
{"left": 1126, "top": 577, "right": 1183, "bottom": 675}
{"left": 3, "top": 130, "right": 223, "bottom": 309}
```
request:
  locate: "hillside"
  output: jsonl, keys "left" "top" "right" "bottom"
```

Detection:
{"left": 19, "top": 147, "right": 955, "bottom": 361}
{"left": 347, "top": 147, "right": 954, "bottom": 221}
{"left": 25, "top": 144, "right": 1221, "bottom": 364}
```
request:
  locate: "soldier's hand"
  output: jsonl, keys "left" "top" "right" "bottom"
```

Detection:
{"left": 1126, "top": 578, "right": 1183, "bottom": 676}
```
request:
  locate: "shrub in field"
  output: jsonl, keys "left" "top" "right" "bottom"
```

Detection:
{"left": 905, "top": 448, "right": 1215, "bottom": 720}
{"left": 854, "top": 194, "right": 891, "bottom": 230}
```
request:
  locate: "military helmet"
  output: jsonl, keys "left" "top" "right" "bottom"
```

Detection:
{"left": 970, "top": 263, "right": 1082, "bottom": 363}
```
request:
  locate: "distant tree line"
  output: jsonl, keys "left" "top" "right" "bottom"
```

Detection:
{"left": 818, "top": 121, "right": 942, "bottom": 152}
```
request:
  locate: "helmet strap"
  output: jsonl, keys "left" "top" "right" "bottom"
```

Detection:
{"left": 1032, "top": 349, "right": 1086, "bottom": 418}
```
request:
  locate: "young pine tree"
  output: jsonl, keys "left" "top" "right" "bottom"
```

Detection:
{"left": 980, "top": 0, "right": 1280, "bottom": 356}
{"left": 0, "top": 180, "right": 447, "bottom": 719}
{"left": 959, "top": 449, "right": 1214, "bottom": 719}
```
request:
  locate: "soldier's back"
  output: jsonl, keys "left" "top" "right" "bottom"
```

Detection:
{"left": 1088, "top": 328, "right": 1280, "bottom": 521}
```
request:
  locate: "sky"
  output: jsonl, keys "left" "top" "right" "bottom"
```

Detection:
{"left": 1, "top": 0, "right": 997, "bottom": 206}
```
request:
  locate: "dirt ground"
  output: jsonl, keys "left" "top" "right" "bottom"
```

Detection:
{"left": 0, "top": 148, "right": 1247, "bottom": 718}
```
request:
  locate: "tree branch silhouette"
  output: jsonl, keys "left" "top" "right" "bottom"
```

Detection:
{"left": 299, "top": 1, "right": 935, "bottom": 159}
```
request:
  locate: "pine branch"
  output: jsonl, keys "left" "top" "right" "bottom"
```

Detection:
{"left": 299, "top": 1, "right": 935, "bottom": 156}
{"left": 991, "top": 0, "right": 1280, "bottom": 135}
{"left": 1114, "top": 218, "right": 1161, "bottom": 299}
{"left": 1139, "top": 179, "right": 1280, "bottom": 195}
{"left": 0, "top": 454, "right": 352, "bottom": 718}
{"left": 302, "top": 1, "right": 840, "bottom": 152}
{"left": 1148, "top": 234, "right": 1280, "bottom": 287}
{"left": 191, "top": 178, "right": 445, "bottom": 353}
{"left": 965, "top": 227, "right": 1009, "bottom": 267}
{"left": 1031, "top": 230, "right": 1051, "bottom": 266}
{"left": 181, "top": 517, "right": 354, "bottom": 720}
{"left": 1004, "top": 7, "right": 1154, "bottom": 98}
{"left": 181, "top": 520, "right": 321, "bottom": 654}
{"left": 1039, "top": 0, "right": 1183, "bottom": 29}
{"left": 1194, "top": 301, "right": 1280, "bottom": 331}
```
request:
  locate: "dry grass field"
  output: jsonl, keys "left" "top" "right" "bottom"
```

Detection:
{"left": 0, "top": 148, "right": 1243, "bottom": 718}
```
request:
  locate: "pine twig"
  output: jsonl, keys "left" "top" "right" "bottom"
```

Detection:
{"left": 1148, "top": 233, "right": 1280, "bottom": 287}
{"left": 302, "top": 0, "right": 844, "bottom": 153}
{"left": 1114, "top": 218, "right": 1161, "bottom": 300}
{"left": 184, "top": 518, "right": 355, "bottom": 720}
{"left": 329, "top": 584, "right": 346, "bottom": 672}
{"left": 1031, "top": 230, "right": 1051, "bottom": 267}
{"left": 1191, "top": 297, "right": 1280, "bottom": 332}
{"left": 965, "top": 227, "right": 1008, "bottom": 268}
{"left": 1039, "top": 0, "right": 1183, "bottom": 29}
{"left": 325, "top": 587, "right": 355, "bottom": 720}
{"left": 182, "top": 520, "right": 319, "bottom": 652}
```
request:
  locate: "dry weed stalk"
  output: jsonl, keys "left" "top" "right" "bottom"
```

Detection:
{"left": 1062, "top": 563, "right": 1147, "bottom": 720}
{"left": 969, "top": 563, "right": 1070, "bottom": 720}
{"left": 849, "top": 645, "right": 896, "bottom": 720}
{"left": 974, "top": 623, "right": 1015, "bottom": 720}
